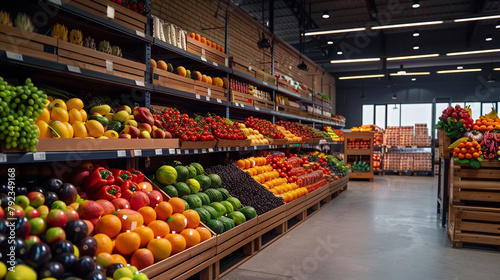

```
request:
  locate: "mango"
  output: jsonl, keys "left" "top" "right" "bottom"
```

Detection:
{"left": 50, "top": 99, "right": 67, "bottom": 110}
{"left": 104, "top": 130, "right": 119, "bottom": 139}
{"left": 51, "top": 108, "right": 69, "bottom": 123}
{"left": 36, "top": 120, "right": 51, "bottom": 138}
{"left": 85, "top": 120, "right": 105, "bottom": 137}
{"left": 104, "top": 113, "right": 114, "bottom": 122}
{"left": 132, "top": 107, "right": 154, "bottom": 126}
{"left": 50, "top": 121, "right": 70, "bottom": 138}
{"left": 72, "top": 121, "right": 87, "bottom": 138}
{"left": 113, "top": 110, "right": 130, "bottom": 123}
{"left": 89, "top": 105, "right": 111, "bottom": 115}
{"left": 66, "top": 98, "right": 84, "bottom": 111}
{"left": 68, "top": 109, "right": 83, "bottom": 124}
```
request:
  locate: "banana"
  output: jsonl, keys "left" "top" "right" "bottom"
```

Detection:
{"left": 51, "top": 24, "right": 68, "bottom": 41}
{"left": 69, "top": 29, "right": 83, "bottom": 46}
{"left": 98, "top": 40, "right": 112, "bottom": 54}
{"left": 448, "top": 137, "right": 470, "bottom": 149}
{"left": 487, "top": 109, "right": 498, "bottom": 119}
{"left": 465, "top": 105, "right": 472, "bottom": 117}
{"left": 14, "top": 13, "right": 34, "bottom": 32}
{"left": 111, "top": 46, "right": 122, "bottom": 57}
{"left": 0, "top": 11, "right": 13, "bottom": 26}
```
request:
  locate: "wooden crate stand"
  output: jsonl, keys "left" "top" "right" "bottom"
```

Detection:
{"left": 186, "top": 37, "right": 228, "bottom": 67}
{"left": 63, "top": 0, "right": 147, "bottom": 33}
{"left": 438, "top": 129, "right": 452, "bottom": 159}
{"left": 58, "top": 40, "right": 145, "bottom": 81}
{"left": 152, "top": 68, "right": 195, "bottom": 92}
{"left": 448, "top": 204, "right": 500, "bottom": 248}
{"left": 194, "top": 80, "right": 227, "bottom": 100}
{"left": 450, "top": 160, "right": 500, "bottom": 205}
{"left": 0, "top": 25, "right": 57, "bottom": 61}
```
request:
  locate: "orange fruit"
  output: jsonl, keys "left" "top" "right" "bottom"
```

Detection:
{"left": 183, "top": 209, "right": 200, "bottom": 229}
{"left": 95, "top": 214, "right": 122, "bottom": 238}
{"left": 147, "top": 220, "right": 170, "bottom": 238}
{"left": 132, "top": 226, "right": 155, "bottom": 248}
{"left": 115, "top": 209, "right": 144, "bottom": 232}
{"left": 235, "top": 160, "right": 245, "bottom": 169}
{"left": 155, "top": 201, "right": 173, "bottom": 220}
{"left": 165, "top": 233, "right": 186, "bottom": 254}
{"left": 130, "top": 248, "right": 155, "bottom": 270}
{"left": 83, "top": 219, "right": 94, "bottom": 236}
{"left": 111, "top": 254, "right": 128, "bottom": 266}
{"left": 243, "top": 159, "right": 251, "bottom": 169}
{"left": 94, "top": 233, "right": 113, "bottom": 255}
{"left": 168, "top": 197, "right": 185, "bottom": 214}
{"left": 195, "top": 227, "right": 212, "bottom": 242}
{"left": 138, "top": 206, "right": 157, "bottom": 225}
{"left": 147, "top": 238, "right": 172, "bottom": 261}
{"left": 137, "top": 181, "right": 153, "bottom": 192}
{"left": 115, "top": 231, "right": 141, "bottom": 255}
{"left": 95, "top": 252, "right": 114, "bottom": 268}
{"left": 180, "top": 228, "right": 201, "bottom": 248}
{"left": 167, "top": 213, "right": 187, "bottom": 233}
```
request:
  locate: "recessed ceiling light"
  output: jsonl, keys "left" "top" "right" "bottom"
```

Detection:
{"left": 327, "top": 40, "right": 333, "bottom": 45}
{"left": 412, "top": 0, "right": 420, "bottom": 9}
{"left": 454, "top": 15, "right": 500, "bottom": 23}
{"left": 338, "top": 74, "right": 385, "bottom": 80}
{"left": 337, "top": 51, "right": 343, "bottom": 55}
{"left": 457, "top": 66, "right": 463, "bottom": 69}
{"left": 437, "top": 68, "right": 482, "bottom": 74}
{"left": 372, "top": 20, "right": 443, "bottom": 30}
{"left": 387, "top": 53, "right": 440, "bottom": 61}
{"left": 413, "top": 45, "right": 420, "bottom": 50}
{"left": 496, "top": 24, "right": 500, "bottom": 29}
{"left": 412, "top": 78, "right": 417, "bottom": 81}
{"left": 330, "top": 58, "right": 380, "bottom": 63}
{"left": 304, "top": 27, "right": 366, "bottom": 36}
{"left": 413, "top": 30, "right": 420, "bottom": 37}
{"left": 486, "top": 36, "right": 493, "bottom": 41}
{"left": 447, "top": 49, "right": 500, "bottom": 56}
{"left": 322, "top": 11, "right": 330, "bottom": 19}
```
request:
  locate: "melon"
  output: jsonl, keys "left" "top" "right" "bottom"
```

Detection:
{"left": 155, "top": 165, "right": 177, "bottom": 185}
{"left": 208, "top": 174, "right": 222, "bottom": 188}
{"left": 226, "top": 197, "right": 241, "bottom": 210}
{"left": 195, "top": 193, "right": 210, "bottom": 205}
{"left": 240, "top": 206, "right": 257, "bottom": 220}
{"left": 209, "top": 202, "right": 226, "bottom": 218}
{"left": 216, "top": 216, "right": 235, "bottom": 232}
{"left": 205, "top": 189, "right": 223, "bottom": 203}
{"left": 187, "top": 166, "right": 197, "bottom": 178}
{"left": 220, "top": 201, "right": 234, "bottom": 215}
{"left": 194, "top": 208, "right": 211, "bottom": 224}
{"left": 201, "top": 205, "right": 219, "bottom": 219}
{"left": 217, "top": 188, "right": 230, "bottom": 200}
{"left": 187, "top": 178, "right": 201, "bottom": 194}
{"left": 175, "top": 165, "right": 189, "bottom": 183}
{"left": 182, "top": 199, "right": 190, "bottom": 210}
{"left": 228, "top": 211, "right": 246, "bottom": 225}
{"left": 185, "top": 195, "right": 202, "bottom": 209}
{"left": 206, "top": 219, "right": 224, "bottom": 234}
{"left": 157, "top": 60, "right": 167, "bottom": 71}
{"left": 161, "top": 185, "right": 178, "bottom": 198}
{"left": 194, "top": 175, "right": 211, "bottom": 191}
{"left": 174, "top": 182, "right": 191, "bottom": 197}
{"left": 190, "top": 162, "right": 204, "bottom": 175}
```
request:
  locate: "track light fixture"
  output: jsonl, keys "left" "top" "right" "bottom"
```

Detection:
{"left": 392, "top": 92, "right": 398, "bottom": 100}
{"left": 322, "top": 10, "right": 330, "bottom": 19}
{"left": 257, "top": 32, "right": 271, "bottom": 49}
{"left": 297, "top": 60, "right": 309, "bottom": 71}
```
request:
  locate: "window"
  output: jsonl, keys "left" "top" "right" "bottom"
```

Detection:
{"left": 362, "top": 105, "right": 374, "bottom": 125}
{"left": 387, "top": 104, "right": 400, "bottom": 127}
{"left": 482, "top": 103, "right": 496, "bottom": 116}
{"left": 435, "top": 102, "right": 450, "bottom": 138}
{"left": 401, "top": 103, "right": 432, "bottom": 132}
{"left": 375, "top": 105, "right": 386, "bottom": 128}
{"left": 465, "top": 102, "right": 481, "bottom": 120}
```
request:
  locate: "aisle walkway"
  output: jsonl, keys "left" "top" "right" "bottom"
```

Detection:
{"left": 221, "top": 176, "right": 500, "bottom": 280}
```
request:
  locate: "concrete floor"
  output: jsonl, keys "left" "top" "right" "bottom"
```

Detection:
{"left": 220, "top": 176, "right": 500, "bottom": 280}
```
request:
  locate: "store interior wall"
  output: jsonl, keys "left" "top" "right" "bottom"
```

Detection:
{"left": 151, "top": 0, "right": 336, "bottom": 112}
{"left": 336, "top": 72, "right": 500, "bottom": 128}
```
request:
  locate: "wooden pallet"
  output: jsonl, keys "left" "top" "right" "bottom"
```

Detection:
{"left": 450, "top": 160, "right": 500, "bottom": 205}
{"left": 63, "top": 0, "right": 147, "bottom": 33}
{"left": 448, "top": 204, "right": 500, "bottom": 249}
{"left": 186, "top": 37, "right": 228, "bottom": 67}
{"left": 438, "top": 129, "right": 452, "bottom": 159}
{"left": 0, "top": 25, "right": 57, "bottom": 61}
{"left": 58, "top": 40, "right": 145, "bottom": 81}
{"left": 152, "top": 68, "right": 195, "bottom": 92}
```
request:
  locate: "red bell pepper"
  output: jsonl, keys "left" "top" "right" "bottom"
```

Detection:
{"left": 128, "top": 169, "right": 145, "bottom": 183}
{"left": 120, "top": 180, "right": 137, "bottom": 199}
{"left": 110, "top": 169, "right": 132, "bottom": 185}
{"left": 84, "top": 167, "right": 115, "bottom": 193}
{"left": 94, "top": 185, "right": 122, "bottom": 200}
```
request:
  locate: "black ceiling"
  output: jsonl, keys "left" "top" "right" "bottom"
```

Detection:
{"left": 235, "top": 0, "right": 500, "bottom": 75}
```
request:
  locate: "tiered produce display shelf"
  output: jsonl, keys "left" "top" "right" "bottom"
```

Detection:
{"left": 344, "top": 132, "right": 375, "bottom": 181}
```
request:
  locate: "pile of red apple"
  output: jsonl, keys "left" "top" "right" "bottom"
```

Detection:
{"left": 244, "top": 117, "right": 285, "bottom": 139}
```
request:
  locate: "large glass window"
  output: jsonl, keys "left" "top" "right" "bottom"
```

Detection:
{"left": 387, "top": 104, "right": 400, "bottom": 127}
{"left": 401, "top": 104, "right": 432, "bottom": 130}
{"left": 362, "top": 105, "right": 374, "bottom": 125}
{"left": 465, "top": 102, "right": 481, "bottom": 120}
{"left": 375, "top": 105, "right": 386, "bottom": 128}
{"left": 435, "top": 102, "right": 450, "bottom": 138}
{"left": 482, "top": 103, "right": 496, "bottom": 116}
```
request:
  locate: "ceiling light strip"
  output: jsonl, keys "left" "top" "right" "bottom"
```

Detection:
{"left": 371, "top": 20, "right": 443, "bottom": 30}
{"left": 338, "top": 74, "right": 385, "bottom": 80}
{"left": 446, "top": 49, "right": 500, "bottom": 56}
{"left": 304, "top": 27, "right": 366, "bottom": 36}
{"left": 389, "top": 72, "right": 430, "bottom": 76}
{"left": 454, "top": 15, "right": 500, "bottom": 23}
{"left": 437, "top": 69, "right": 482, "bottom": 74}
{"left": 330, "top": 58, "right": 380, "bottom": 63}
{"left": 387, "top": 54, "right": 439, "bottom": 61}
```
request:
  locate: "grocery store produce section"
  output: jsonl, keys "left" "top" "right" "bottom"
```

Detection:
{"left": 0, "top": 1, "right": 350, "bottom": 279}
{"left": 436, "top": 105, "right": 500, "bottom": 248}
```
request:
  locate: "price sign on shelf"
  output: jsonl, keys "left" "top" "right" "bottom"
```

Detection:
{"left": 176, "top": 149, "right": 181, "bottom": 154}
{"left": 225, "top": 58, "right": 229, "bottom": 67}
{"left": 135, "top": 80, "right": 145, "bottom": 87}
{"left": 213, "top": 62, "right": 218, "bottom": 67}
{"left": 106, "top": 6, "right": 115, "bottom": 18}
{"left": 202, "top": 149, "right": 207, "bottom": 153}
{"left": 263, "top": 81, "right": 268, "bottom": 86}
{"left": 133, "top": 149, "right": 142, "bottom": 156}
{"left": 200, "top": 57, "right": 207, "bottom": 62}
{"left": 33, "top": 152, "right": 46, "bottom": 161}
{"left": 135, "top": 30, "right": 145, "bottom": 38}
{"left": 255, "top": 107, "right": 260, "bottom": 111}
{"left": 216, "top": 99, "right": 222, "bottom": 103}
{"left": 155, "top": 149, "right": 163, "bottom": 155}
{"left": 193, "top": 149, "right": 199, "bottom": 154}
{"left": 208, "top": 148, "right": 214, "bottom": 153}
{"left": 240, "top": 104, "right": 245, "bottom": 108}
{"left": 0, "top": 153, "right": 7, "bottom": 163}
{"left": 195, "top": 94, "right": 201, "bottom": 99}
{"left": 67, "top": 65, "right": 81, "bottom": 73}
{"left": 117, "top": 150, "right": 126, "bottom": 157}
{"left": 6, "top": 51, "right": 23, "bottom": 61}
{"left": 412, "top": 146, "right": 418, "bottom": 149}
{"left": 206, "top": 96, "right": 210, "bottom": 102}
{"left": 168, "top": 148, "right": 175, "bottom": 154}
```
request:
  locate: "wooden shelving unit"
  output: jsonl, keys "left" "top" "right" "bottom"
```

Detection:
{"left": 344, "top": 132, "right": 375, "bottom": 181}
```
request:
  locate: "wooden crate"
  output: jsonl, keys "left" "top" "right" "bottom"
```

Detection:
{"left": 448, "top": 204, "right": 500, "bottom": 248}
{"left": 194, "top": 80, "right": 227, "bottom": 101}
{"left": 278, "top": 82, "right": 294, "bottom": 92}
{"left": 438, "top": 129, "right": 452, "bottom": 159}
{"left": 450, "top": 160, "right": 500, "bottom": 205}
{"left": 323, "top": 99, "right": 332, "bottom": 108}
{"left": 229, "top": 57, "right": 255, "bottom": 76}
{"left": 152, "top": 68, "right": 195, "bottom": 92}
{"left": 58, "top": 40, "right": 145, "bottom": 81}
{"left": 230, "top": 91, "right": 253, "bottom": 106}
{"left": 297, "top": 88, "right": 311, "bottom": 99}
{"left": 63, "top": 0, "right": 147, "bottom": 33}
{"left": 216, "top": 218, "right": 258, "bottom": 254}
{"left": 0, "top": 25, "right": 57, "bottom": 61}
{"left": 253, "top": 98, "right": 274, "bottom": 110}
{"left": 186, "top": 37, "right": 228, "bottom": 67}
{"left": 254, "top": 70, "right": 276, "bottom": 85}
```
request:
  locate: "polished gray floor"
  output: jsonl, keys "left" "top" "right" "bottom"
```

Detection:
{"left": 221, "top": 176, "right": 500, "bottom": 280}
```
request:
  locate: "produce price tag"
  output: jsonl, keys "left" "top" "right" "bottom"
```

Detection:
{"left": 268, "top": 145, "right": 272, "bottom": 149}
{"left": 319, "top": 139, "right": 327, "bottom": 144}
{"left": 255, "top": 107, "right": 260, "bottom": 111}
{"left": 48, "top": 0, "right": 62, "bottom": 5}
{"left": 193, "top": 149, "right": 199, "bottom": 154}
{"left": 135, "top": 80, "right": 145, "bottom": 87}
{"left": 195, "top": 94, "right": 201, "bottom": 99}
{"left": 235, "top": 103, "right": 239, "bottom": 107}
{"left": 117, "top": 150, "right": 126, "bottom": 157}
{"left": 0, "top": 154, "right": 6, "bottom": 163}
{"left": 202, "top": 149, "right": 207, "bottom": 153}
{"left": 201, "top": 49, "right": 206, "bottom": 57}
{"left": 6, "top": 51, "right": 23, "bottom": 61}
{"left": 33, "top": 152, "right": 46, "bottom": 161}
{"left": 236, "top": 147, "right": 240, "bottom": 151}
{"left": 263, "top": 81, "right": 268, "bottom": 86}
{"left": 135, "top": 30, "right": 146, "bottom": 38}
{"left": 208, "top": 148, "right": 214, "bottom": 153}
{"left": 133, "top": 149, "right": 142, "bottom": 156}
{"left": 213, "top": 62, "right": 218, "bottom": 67}
{"left": 67, "top": 65, "right": 81, "bottom": 73}
{"left": 106, "top": 60, "right": 113, "bottom": 72}
{"left": 244, "top": 147, "right": 248, "bottom": 151}
{"left": 225, "top": 58, "right": 229, "bottom": 67}
{"left": 206, "top": 96, "right": 210, "bottom": 102}
{"left": 168, "top": 148, "right": 175, "bottom": 154}
{"left": 240, "top": 104, "right": 245, "bottom": 108}
{"left": 200, "top": 57, "right": 207, "bottom": 62}
{"left": 176, "top": 149, "right": 181, "bottom": 154}
{"left": 155, "top": 149, "right": 162, "bottom": 155}
{"left": 412, "top": 146, "right": 418, "bottom": 149}
{"left": 106, "top": 6, "right": 115, "bottom": 18}
{"left": 207, "top": 88, "right": 211, "bottom": 96}
{"left": 397, "top": 146, "right": 404, "bottom": 149}
{"left": 216, "top": 99, "right": 222, "bottom": 103}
